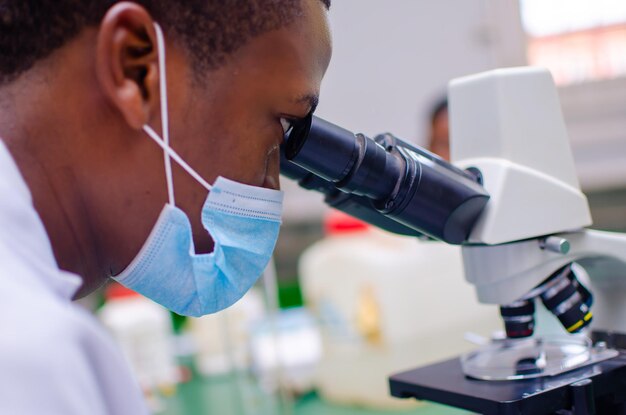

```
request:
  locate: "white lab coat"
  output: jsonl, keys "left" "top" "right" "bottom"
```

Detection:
{"left": 0, "top": 141, "right": 148, "bottom": 414}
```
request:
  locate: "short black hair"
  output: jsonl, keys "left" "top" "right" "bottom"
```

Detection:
{"left": 0, "top": 0, "right": 331, "bottom": 85}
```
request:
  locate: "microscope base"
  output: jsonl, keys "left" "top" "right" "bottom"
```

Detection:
{"left": 389, "top": 352, "right": 626, "bottom": 415}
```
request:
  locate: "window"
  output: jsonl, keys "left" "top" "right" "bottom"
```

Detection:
{"left": 521, "top": 0, "right": 626, "bottom": 85}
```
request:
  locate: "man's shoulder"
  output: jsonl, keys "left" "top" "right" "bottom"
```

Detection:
{"left": 0, "top": 254, "right": 148, "bottom": 414}
{"left": 0, "top": 246, "right": 108, "bottom": 356}
{"left": 0, "top": 264, "right": 99, "bottom": 354}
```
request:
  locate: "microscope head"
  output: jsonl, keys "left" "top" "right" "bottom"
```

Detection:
{"left": 449, "top": 67, "right": 596, "bottom": 337}
{"left": 449, "top": 67, "right": 592, "bottom": 246}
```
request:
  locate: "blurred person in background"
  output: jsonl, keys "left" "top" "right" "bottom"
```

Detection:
{"left": 427, "top": 97, "right": 450, "bottom": 161}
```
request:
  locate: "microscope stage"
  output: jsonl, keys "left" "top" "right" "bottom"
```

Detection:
{"left": 389, "top": 352, "right": 626, "bottom": 414}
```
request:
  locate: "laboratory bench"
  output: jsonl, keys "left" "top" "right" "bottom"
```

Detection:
{"left": 160, "top": 370, "right": 471, "bottom": 415}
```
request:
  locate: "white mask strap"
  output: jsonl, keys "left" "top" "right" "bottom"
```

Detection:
{"left": 142, "top": 23, "right": 213, "bottom": 206}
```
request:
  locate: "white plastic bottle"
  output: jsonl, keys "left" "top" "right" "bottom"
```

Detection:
{"left": 188, "top": 288, "right": 266, "bottom": 376}
{"left": 99, "top": 283, "right": 179, "bottom": 397}
{"left": 299, "top": 211, "right": 501, "bottom": 409}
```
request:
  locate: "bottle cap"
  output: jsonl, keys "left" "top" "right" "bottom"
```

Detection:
{"left": 324, "top": 210, "right": 369, "bottom": 235}
{"left": 105, "top": 282, "right": 141, "bottom": 300}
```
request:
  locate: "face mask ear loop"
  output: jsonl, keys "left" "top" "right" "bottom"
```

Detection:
{"left": 142, "top": 23, "right": 213, "bottom": 196}
{"left": 143, "top": 127, "right": 213, "bottom": 192}
{"left": 154, "top": 23, "right": 175, "bottom": 206}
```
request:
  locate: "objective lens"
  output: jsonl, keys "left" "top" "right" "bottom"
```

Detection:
{"left": 539, "top": 265, "right": 593, "bottom": 334}
{"left": 500, "top": 300, "right": 536, "bottom": 339}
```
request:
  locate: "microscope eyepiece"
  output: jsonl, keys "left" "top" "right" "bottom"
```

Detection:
{"left": 282, "top": 116, "right": 490, "bottom": 244}
{"left": 285, "top": 115, "right": 404, "bottom": 201}
{"left": 283, "top": 112, "right": 313, "bottom": 160}
{"left": 279, "top": 149, "right": 424, "bottom": 237}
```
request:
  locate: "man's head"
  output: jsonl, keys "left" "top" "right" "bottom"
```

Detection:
{"left": 0, "top": 0, "right": 330, "bottom": 84}
{"left": 0, "top": 0, "right": 332, "bottom": 296}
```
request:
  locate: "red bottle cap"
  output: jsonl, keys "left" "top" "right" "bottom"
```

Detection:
{"left": 105, "top": 282, "right": 141, "bottom": 300}
{"left": 324, "top": 210, "right": 369, "bottom": 235}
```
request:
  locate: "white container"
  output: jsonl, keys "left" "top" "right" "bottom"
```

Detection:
{"left": 99, "top": 284, "right": 178, "bottom": 395}
{"left": 299, "top": 212, "right": 501, "bottom": 409}
{"left": 249, "top": 307, "right": 323, "bottom": 394}
{"left": 188, "top": 288, "right": 266, "bottom": 376}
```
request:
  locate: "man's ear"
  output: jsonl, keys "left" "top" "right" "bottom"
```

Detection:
{"left": 96, "top": 2, "right": 160, "bottom": 130}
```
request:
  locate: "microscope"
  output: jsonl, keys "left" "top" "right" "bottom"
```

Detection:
{"left": 280, "top": 67, "right": 626, "bottom": 414}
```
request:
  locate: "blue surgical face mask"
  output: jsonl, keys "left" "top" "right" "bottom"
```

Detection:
{"left": 113, "top": 23, "right": 284, "bottom": 317}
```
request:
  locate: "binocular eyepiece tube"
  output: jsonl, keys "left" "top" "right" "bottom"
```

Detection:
{"left": 281, "top": 115, "right": 489, "bottom": 244}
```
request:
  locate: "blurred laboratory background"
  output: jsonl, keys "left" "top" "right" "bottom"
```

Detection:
{"left": 92, "top": 0, "right": 626, "bottom": 414}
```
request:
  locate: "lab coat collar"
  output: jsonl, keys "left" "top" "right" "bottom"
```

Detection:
{"left": 56, "top": 270, "right": 83, "bottom": 299}
{"left": 0, "top": 140, "right": 83, "bottom": 300}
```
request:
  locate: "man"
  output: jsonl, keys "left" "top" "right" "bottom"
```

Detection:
{"left": 0, "top": 0, "right": 331, "bottom": 413}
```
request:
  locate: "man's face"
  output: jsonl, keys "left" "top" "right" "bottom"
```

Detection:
{"left": 1, "top": 1, "right": 331, "bottom": 293}
{"left": 160, "top": 0, "right": 331, "bottom": 252}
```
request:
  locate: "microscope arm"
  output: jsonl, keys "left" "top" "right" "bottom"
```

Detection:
{"left": 565, "top": 230, "right": 626, "bottom": 284}
{"left": 462, "top": 230, "right": 626, "bottom": 304}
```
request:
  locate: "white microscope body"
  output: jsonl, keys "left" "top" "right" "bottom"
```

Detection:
{"left": 449, "top": 67, "right": 626, "bottom": 335}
